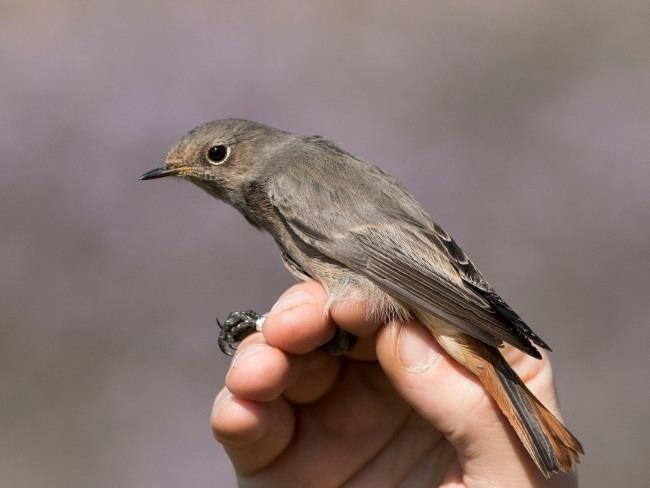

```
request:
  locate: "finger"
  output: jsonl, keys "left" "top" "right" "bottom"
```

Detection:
{"left": 239, "top": 362, "right": 412, "bottom": 486}
{"left": 226, "top": 339, "right": 291, "bottom": 402}
{"left": 376, "top": 320, "right": 480, "bottom": 433}
{"left": 226, "top": 334, "right": 341, "bottom": 403}
{"left": 211, "top": 388, "right": 295, "bottom": 474}
{"left": 262, "top": 281, "right": 336, "bottom": 354}
{"left": 329, "top": 297, "right": 384, "bottom": 338}
{"left": 282, "top": 349, "right": 342, "bottom": 404}
{"left": 262, "top": 281, "right": 385, "bottom": 355}
{"left": 375, "top": 320, "right": 564, "bottom": 486}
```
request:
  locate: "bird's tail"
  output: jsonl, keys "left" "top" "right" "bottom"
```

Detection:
{"left": 478, "top": 350, "right": 584, "bottom": 478}
{"left": 420, "top": 314, "right": 583, "bottom": 478}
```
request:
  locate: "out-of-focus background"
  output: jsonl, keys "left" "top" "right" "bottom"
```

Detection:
{"left": 2, "top": 1, "right": 648, "bottom": 486}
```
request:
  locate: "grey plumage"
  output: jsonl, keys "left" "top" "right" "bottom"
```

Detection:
{"left": 267, "top": 140, "right": 549, "bottom": 358}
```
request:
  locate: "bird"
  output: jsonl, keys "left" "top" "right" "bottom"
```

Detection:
{"left": 140, "top": 118, "right": 583, "bottom": 477}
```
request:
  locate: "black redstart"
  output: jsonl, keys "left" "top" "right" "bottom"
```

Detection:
{"left": 141, "top": 118, "right": 583, "bottom": 477}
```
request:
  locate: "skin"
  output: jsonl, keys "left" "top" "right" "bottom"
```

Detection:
{"left": 211, "top": 281, "right": 578, "bottom": 488}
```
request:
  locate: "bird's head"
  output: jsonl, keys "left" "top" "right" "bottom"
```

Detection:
{"left": 140, "top": 118, "right": 290, "bottom": 203}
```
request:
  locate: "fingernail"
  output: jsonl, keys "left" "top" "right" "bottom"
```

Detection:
{"left": 397, "top": 322, "right": 440, "bottom": 373}
{"left": 269, "top": 290, "right": 316, "bottom": 314}
{"left": 213, "top": 389, "right": 233, "bottom": 416}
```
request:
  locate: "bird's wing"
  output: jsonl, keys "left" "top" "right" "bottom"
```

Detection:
{"left": 268, "top": 165, "right": 547, "bottom": 358}
{"left": 421, "top": 220, "right": 551, "bottom": 352}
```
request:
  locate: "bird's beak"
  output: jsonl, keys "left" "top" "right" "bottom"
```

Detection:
{"left": 139, "top": 166, "right": 181, "bottom": 181}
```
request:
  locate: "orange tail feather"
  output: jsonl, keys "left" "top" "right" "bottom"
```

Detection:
{"left": 421, "top": 314, "right": 584, "bottom": 478}
{"left": 478, "top": 351, "right": 584, "bottom": 478}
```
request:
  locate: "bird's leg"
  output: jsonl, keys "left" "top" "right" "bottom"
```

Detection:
{"left": 321, "top": 328, "right": 358, "bottom": 355}
{"left": 217, "top": 309, "right": 357, "bottom": 356}
{"left": 217, "top": 310, "right": 263, "bottom": 355}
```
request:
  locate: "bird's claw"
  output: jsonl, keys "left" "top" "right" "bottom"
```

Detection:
{"left": 217, "top": 309, "right": 263, "bottom": 356}
{"left": 216, "top": 309, "right": 357, "bottom": 356}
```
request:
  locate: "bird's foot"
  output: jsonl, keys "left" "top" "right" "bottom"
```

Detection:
{"left": 322, "top": 328, "right": 358, "bottom": 355}
{"left": 217, "top": 309, "right": 358, "bottom": 356}
{"left": 217, "top": 309, "right": 264, "bottom": 356}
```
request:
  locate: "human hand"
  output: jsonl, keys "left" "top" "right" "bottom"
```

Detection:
{"left": 211, "top": 281, "right": 578, "bottom": 487}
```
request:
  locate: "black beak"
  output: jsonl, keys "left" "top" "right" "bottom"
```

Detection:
{"left": 139, "top": 166, "right": 180, "bottom": 181}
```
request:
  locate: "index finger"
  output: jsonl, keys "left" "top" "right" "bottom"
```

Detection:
{"left": 261, "top": 281, "right": 384, "bottom": 355}
{"left": 261, "top": 281, "right": 336, "bottom": 354}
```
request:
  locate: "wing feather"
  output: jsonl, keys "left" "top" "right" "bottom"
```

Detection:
{"left": 267, "top": 144, "right": 547, "bottom": 357}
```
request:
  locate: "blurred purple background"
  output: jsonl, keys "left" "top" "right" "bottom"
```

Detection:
{"left": 2, "top": 1, "right": 648, "bottom": 486}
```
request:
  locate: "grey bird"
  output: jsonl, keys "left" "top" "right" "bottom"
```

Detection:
{"left": 140, "top": 118, "right": 583, "bottom": 477}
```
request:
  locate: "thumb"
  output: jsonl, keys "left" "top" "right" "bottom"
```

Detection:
{"left": 375, "top": 320, "right": 574, "bottom": 487}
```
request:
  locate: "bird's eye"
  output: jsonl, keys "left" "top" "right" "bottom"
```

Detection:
{"left": 207, "top": 145, "right": 229, "bottom": 164}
